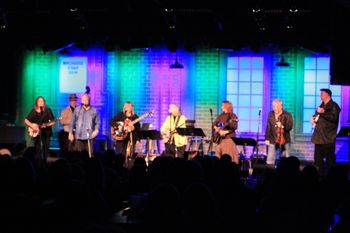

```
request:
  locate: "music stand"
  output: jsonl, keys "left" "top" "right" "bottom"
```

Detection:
{"left": 177, "top": 128, "right": 206, "bottom": 159}
{"left": 337, "top": 126, "right": 350, "bottom": 161}
{"left": 176, "top": 128, "right": 206, "bottom": 137}
{"left": 233, "top": 137, "right": 257, "bottom": 158}
{"left": 140, "top": 130, "right": 162, "bottom": 165}
{"left": 337, "top": 126, "right": 350, "bottom": 137}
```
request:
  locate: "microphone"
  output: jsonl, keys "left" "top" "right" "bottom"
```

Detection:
{"left": 258, "top": 108, "right": 262, "bottom": 116}
{"left": 40, "top": 106, "right": 43, "bottom": 115}
{"left": 210, "top": 108, "right": 213, "bottom": 115}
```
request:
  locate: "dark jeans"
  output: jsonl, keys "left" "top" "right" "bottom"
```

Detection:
{"left": 58, "top": 130, "right": 71, "bottom": 153}
{"left": 164, "top": 143, "right": 186, "bottom": 158}
{"left": 114, "top": 140, "right": 129, "bottom": 156}
{"left": 314, "top": 143, "right": 336, "bottom": 177}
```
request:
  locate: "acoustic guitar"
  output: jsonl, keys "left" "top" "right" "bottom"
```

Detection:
{"left": 112, "top": 110, "right": 153, "bottom": 141}
{"left": 28, "top": 117, "right": 62, "bottom": 138}
{"left": 212, "top": 118, "right": 238, "bottom": 144}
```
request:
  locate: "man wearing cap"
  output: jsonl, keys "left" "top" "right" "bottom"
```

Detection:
{"left": 310, "top": 88, "right": 341, "bottom": 177}
{"left": 59, "top": 94, "right": 77, "bottom": 154}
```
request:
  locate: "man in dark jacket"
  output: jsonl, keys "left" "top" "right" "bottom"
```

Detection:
{"left": 265, "top": 99, "right": 294, "bottom": 165}
{"left": 310, "top": 88, "right": 341, "bottom": 177}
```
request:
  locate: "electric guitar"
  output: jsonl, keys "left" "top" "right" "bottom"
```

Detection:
{"left": 28, "top": 117, "right": 62, "bottom": 138}
{"left": 212, "top": 118, "right": 238, "bottom": 144}
{"left": 112, "top": 110, "right": 153, "bottom": 141}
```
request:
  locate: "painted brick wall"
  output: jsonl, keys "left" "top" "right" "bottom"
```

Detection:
{"left": 194, "top": 48, "right": 221, "bottom": 154}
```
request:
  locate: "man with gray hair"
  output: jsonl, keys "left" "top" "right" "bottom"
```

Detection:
{"left": 265, "top": 99, "right": 294, "bottom": 166}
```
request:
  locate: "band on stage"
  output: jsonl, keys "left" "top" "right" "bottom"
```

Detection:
{"left": 24, "top": 88, "right": 340, "bottom": 176}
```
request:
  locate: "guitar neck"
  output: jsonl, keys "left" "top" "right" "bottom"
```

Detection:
{"left": 131, "top": 113, "right": 150, "bottom": 124}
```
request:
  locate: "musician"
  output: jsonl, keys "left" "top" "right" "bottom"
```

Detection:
{"left": 110, "top": 101, "right": 141, "bottom": 157}
{"left": 160, "top": 104, "right": 187, "bottom": 158}
{"left": 58, "top": 94, "right": 77, "bottom": 154}
{"left": 68, "top": 93, "right": 100, "bottom": 156}
{"left": 213, "top": 101, "right": 239, "bottom": 164}
{"left": 310, "top": 88, "right": 341, "bottom": 177}
{"left": 265, "top": 99, "right": 293, "bottom": 165}
{"left": 24, "top": 96, "right": 56, "bottom": 168}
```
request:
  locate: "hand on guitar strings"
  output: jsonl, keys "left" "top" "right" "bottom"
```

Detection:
{"left": 219, "top": 129, "right": 229, "bottom": 137}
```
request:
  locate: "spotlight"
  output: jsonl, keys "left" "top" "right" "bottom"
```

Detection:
{"left": 170, "top": 57, "right": 184, "bottom": 69}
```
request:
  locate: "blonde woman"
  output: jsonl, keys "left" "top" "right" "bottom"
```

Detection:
{"left": 161, "top": 104, "right": 187, "bottom": 158}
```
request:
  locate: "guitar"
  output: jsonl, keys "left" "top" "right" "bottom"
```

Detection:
{"left": 112, "top": 110, "right": 153, "bottom": 141}
{"left": 212, "top": 118, "right": 238, "bottom": 144}
{"left": 161, "top": 120, "right": 186, "bottom": 144}
{"left": 162, "top": 130, "right": 177, "bottom": 144}
{"left": 28, "top": 117, "right": 62, "bottom": 138}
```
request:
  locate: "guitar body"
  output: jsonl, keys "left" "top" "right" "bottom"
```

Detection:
{"left": 162, "top": 131, "right": 175, "bottom": 144}
{"left": 212, "top": 131, "right": 222, "bottom": 144}
{"left": 112, "top": 120, "right": 131, "bottom": 141}
{"left": 112, "top": 110, "right": 153, "bottom": 141}
{"left": 213, "top": 122, "right": 226, "bottom": 144}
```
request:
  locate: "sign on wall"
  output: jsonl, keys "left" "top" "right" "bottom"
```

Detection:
{"left": 59, "top": 57, "right": 87, "bottom": 93}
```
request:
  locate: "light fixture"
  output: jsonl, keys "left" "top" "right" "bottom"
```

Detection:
{"left": 170, "top": 57, "right": 184, "bottom": 69}
{"left": 276, "top": 56, "right": 290, "bottom": 67}
{"left": 53, "top": 42, "right": 76, "bottom": 53}
{"left": 0, "top": 11, "right": 8, "bottom": 30}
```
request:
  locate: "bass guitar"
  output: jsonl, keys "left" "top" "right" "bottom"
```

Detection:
{"left": 112, "top": 110, "right": 153, "bottom": 141}
{"left": 28, "top": 117, "right": 62, "bottom": 138}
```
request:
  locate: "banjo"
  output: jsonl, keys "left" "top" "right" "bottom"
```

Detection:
{"left": 28, "top": 117, "right": 62, "bottom": 138}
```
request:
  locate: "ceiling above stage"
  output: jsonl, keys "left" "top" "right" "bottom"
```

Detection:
{"left": 0, "top": 0, "right": 349, "bottom": 52}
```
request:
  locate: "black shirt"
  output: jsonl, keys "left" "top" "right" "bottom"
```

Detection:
{"left": 26, "top": 107, "right": 55, "bottom": 137}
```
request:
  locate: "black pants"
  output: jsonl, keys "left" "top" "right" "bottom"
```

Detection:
{"left": 74, "top": 139, "right": 94, "bottom": 157}
{"left": 33, "top": 135, "right": 50, "bottom": 168}
{"left": 114, "top": 139, "right": 129, "bottom": 156}
{"left": 164, "top": 143, "right": 186, "bottom": 158}
{"left": 58, "top": 130, "right": 70, "bottom": 153}
{"left": 314, "top": 143, "right": 336, "bottom": 177}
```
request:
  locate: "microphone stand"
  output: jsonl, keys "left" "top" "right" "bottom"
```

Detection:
{"left": 39, "top": 108, "right": 45, "bottom": 168}
{"left": 255, "top": 110, "right": 262, "bottom": 158}
{"left": 86, "top": 128, "right": 92, "bottom": 158}
{"left": 207, "top": 109, "right": 214, "bottom": 155}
